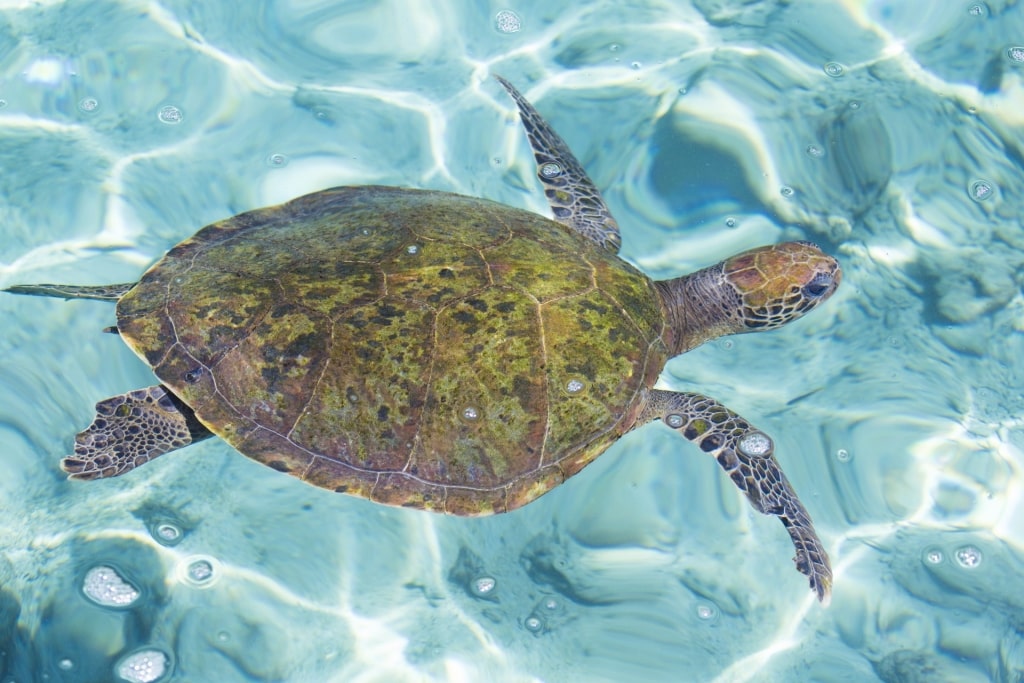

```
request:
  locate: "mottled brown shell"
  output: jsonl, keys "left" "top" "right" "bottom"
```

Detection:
{"left": 116, "top": 186, "right": 667, "bottom": 514}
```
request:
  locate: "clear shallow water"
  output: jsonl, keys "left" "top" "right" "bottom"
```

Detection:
{"left": 0, "top": 0, "right": 1022, "bottom": 681}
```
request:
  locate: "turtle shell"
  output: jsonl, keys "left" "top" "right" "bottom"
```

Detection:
{"left": 116, "top": 186, "right": 668, "bottom": 515}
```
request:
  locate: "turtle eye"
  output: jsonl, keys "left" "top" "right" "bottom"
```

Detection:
{"left": 802, "top": 273, "right": 834, "bottom": 299}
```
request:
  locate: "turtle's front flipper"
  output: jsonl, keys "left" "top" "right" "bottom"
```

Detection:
{"left": 4, "top": 282, "right": 135, "bottom": 302}
{"left": 637, "top": 389, "right": 833, "bottom": 605}
{"left": 495, "top": 75, "right": 622, "bottom": 253}
{"left": 62, "top": 385, "right": 212, "bottom": 480}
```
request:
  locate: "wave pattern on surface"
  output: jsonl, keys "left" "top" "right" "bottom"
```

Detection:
{"left": 0, "top": 1, "right": 1023, "bottom": 681}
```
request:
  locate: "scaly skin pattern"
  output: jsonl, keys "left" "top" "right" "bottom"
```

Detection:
{"left": 657, "top": 240, "right": 842, "bottom": 354}
{"left": 115, "top": 186, "right": 668, "bottom": 515}
{"left": 636, "top": 389, "right": 833, "bottom": 604}
{"left": 62, "top": 385, "right": 211, "bottom": 479}
{"left": 495, "top": 75, "right": 622, "bottom": 252}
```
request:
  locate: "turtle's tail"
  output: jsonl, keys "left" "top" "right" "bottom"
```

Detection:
{"left": 4, "top": 282, "right": 134, "bottom": 302}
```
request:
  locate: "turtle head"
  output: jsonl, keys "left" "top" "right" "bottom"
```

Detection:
{"left": 723, "top": 240, "right": 841, "bottom": 332}
{"left": 659, "top": 240, "right": 841, "bottom": 354}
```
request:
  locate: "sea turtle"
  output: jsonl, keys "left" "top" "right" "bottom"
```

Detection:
{"left": 6, "top": 76, "right": 839, "bottom": 603}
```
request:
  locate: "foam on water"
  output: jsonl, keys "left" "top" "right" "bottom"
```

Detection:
{"left": 1, "top": 0, "right": 1023, "bottom": 681}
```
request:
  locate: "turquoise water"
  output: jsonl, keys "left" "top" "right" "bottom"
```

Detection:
{"left": 1, "top": 0, "right": 1023, "bottom": 681}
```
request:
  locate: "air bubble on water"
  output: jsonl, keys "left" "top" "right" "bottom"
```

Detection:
{"left": 462, "top": 406, "right": 480, "bottom": 421}
{"left": 188, "top": 560, "right": 213, "bottom": 582}
{"left": 721, "top": 339, "right": 734, "bottom": 350}
{"left": 609, "top": 43, "right": 621, "bottom": 52}
{"left": 836, "top": 448, "right": 851, "bottom": 462}
{"left": 805, "top": 144, "right": 824, "bottom": 158}
{"left": 923, "top": 547, "right": 944, "bottom": 565}
{"left": 724, "top": 216, "right": 737, "bottom": 228}
{"left": 58, "top": 659, "right": 74, "bottom": 671}
{"left": 178, "top": 555, "right": 220, "bottom": 588}
{"left": 540, "top": 162, "right": 562, "bottom": 178}
{"left": 823, "top": 62, "right": 845, "bottom": 77}
{"left": 0, "top": 99, "right": 8, "bottom": 108}
{"left": 82, "top": 565, "right": 140, "bottom": 608}
{"left": 696, "top": 603, "right": 718, "bottom": 621}
{"left": 524, "top": 615, "right": 543, "bottom": 633}
{"left": 78, "top": 97, "right": 99, "bottom": 113}
{"left": 406, "top": 244, "right": 420, "bottom": 255}
{"left": 968, "top": 179, "right": 994, "bottom": 202}
{"left": 544, "top": 598, "right": 558, "bottom": 610}
{"left": 847, "top": 100, "right": 862, "bottom": 110}
{"left": 566, "top": 379, "right": 585, "bottom": 394}
{"left": 157, "top": 105, "right": 183, "bottom": 124}
{"left": 780, "top": 185, "right": 795, "bottom": 198}
{"left": 1007, "top": 46, "right": 1024, "bottom": 63}
{"left": 266, "top": 153, "right": 289, "bottom": 168}
{"left": 153, "top": 522, "right": 183, "bottom": 546}
{"left": 115, "top": 648, "right": 170, "bottom": 683}
{"left": 471, "top": 576, "right": 496, "bottom": 596}
{"left": 494, "top": 9, "right": 522, "bottom": 34}
{"left": 967, "top": 3, "right": 988, "bottom": 16}
{"left": 631, "top": 61, "right": 642, "bottom": 69}
{"left": 738, "top": 432, "right": 772, "bottom": 457}
{"left": 665, "top": 414, "right": 684, "bottom": 428}
{"left": 954, "top": 545, "right": 982, "bottom": 568}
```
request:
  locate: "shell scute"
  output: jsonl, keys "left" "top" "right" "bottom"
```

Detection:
{"left": 288, "top": 298, "right": 435, "bottom": 472}
{"left": 305, "top": 456, "right": 377, "bottom": 497}
{"left": 279, "top": 260, "right": 382, "bottom": 319}
{"left": 484, "top": 231, "right": 594, "bottom": 302}
{"left": 372, "top": 473, "right": 447, "bottom": 511}
{"left": 539, "top": 288, "right": 660, "bottom": 465}
{"left": 382, "top": 240, "right": 490, "bottom": 303}
{"left": 211, "top": 305, "right": 331, "bottom": 435}
{"left": 400, "top": 194, "right": 513, "bottom": 246}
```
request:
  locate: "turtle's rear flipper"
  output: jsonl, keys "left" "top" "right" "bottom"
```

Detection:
{"left": 62, "top": 385, "right": 212, "bottom": 480}
{"left": 637, "top": 388, "right": 833, "bottom": 605}
{"left": 4, "top": 282, "right": 134, "bottom": 302}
